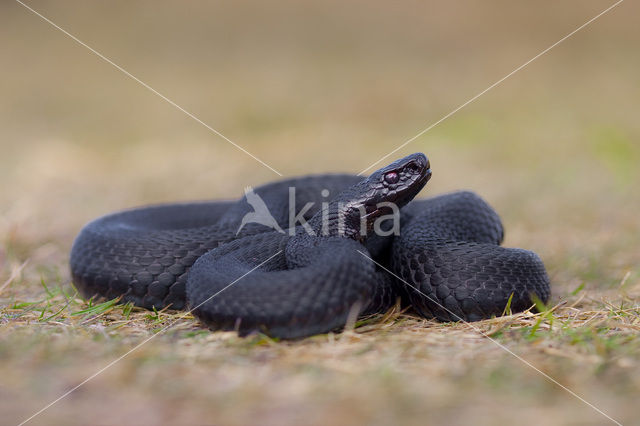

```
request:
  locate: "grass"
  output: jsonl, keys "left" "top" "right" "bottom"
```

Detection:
{"left": 2, "top": 252, "right": 638, "bottom": 425}
{"left": 1, "top": 1, "right": 639, "bottom": 425}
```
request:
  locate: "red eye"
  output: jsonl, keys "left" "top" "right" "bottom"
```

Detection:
{"left": 384, "top": 172, "right": 399, "bottom": 184}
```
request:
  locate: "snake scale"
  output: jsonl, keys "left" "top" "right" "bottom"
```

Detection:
{"left": 70, "top": 153, "right": 550, "bottom": 338}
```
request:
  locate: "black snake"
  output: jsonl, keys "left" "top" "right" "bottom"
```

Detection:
{"left": 70, "top": 153, "right": 550, "bottom": 338}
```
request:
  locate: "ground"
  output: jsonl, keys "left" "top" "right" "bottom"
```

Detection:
{"left": 1, "top": 1, "right": 639, "bottom": 425}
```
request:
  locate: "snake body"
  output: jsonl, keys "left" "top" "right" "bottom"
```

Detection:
{"left": 70, "top": 153, "right": 550, "bottom": 338}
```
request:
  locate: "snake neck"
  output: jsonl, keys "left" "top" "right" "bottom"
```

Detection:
{"left": 302, "top": 202, "right": 365, "bottom": 241}
{"left": 286, "top": 152, "right": 431, "bottom": 268}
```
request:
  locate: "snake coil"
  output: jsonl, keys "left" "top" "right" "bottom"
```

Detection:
{"left": 70, "top": 153, "right": 550, "bottom": 338}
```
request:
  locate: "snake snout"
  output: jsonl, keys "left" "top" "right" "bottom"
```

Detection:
{"left": 397, "top": 153, "right": 432, "bottom": 193}
{"left": 397, "top": 153, "right": 430, "bottom": 182}
{"left": 411, "top": 152, "right": 429, "bottom": 169}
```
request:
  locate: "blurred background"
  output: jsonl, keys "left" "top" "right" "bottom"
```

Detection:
{"left": 1, "top": 1, "right": 638, "bottom": 259}
{"left": 1, "top": 1, "right": 639, "bottom": 424}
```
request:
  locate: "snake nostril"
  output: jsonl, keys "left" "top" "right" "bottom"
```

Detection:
{"left": 405, "top": 162, "right": 420, "bottom": 173}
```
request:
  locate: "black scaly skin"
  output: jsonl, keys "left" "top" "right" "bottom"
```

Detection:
{"left": 70, "top": 153, "right": 550, "bottom": 338}
{"left": 393, "top": 192, "right": 550, "bottom": 321}
{"left": 69, "top": 175, "right": 361, "bottom": 310}
{"left": 187, "top": 154, "right": 431, "bottom": 338}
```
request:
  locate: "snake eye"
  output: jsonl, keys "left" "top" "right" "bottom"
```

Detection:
{"left": 384, "top": 172, "right": 399, "bottom": 184}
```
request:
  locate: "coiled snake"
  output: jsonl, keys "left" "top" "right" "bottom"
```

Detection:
{"left": 70, "top": 153, "right": 550, "bottom": 338}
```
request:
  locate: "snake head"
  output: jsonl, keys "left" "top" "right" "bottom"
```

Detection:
{"left": 366, "top": 152, "right": 431, "bottom": 207}
{"left": 331, "top": 153, "right": 432, "bottom": 239}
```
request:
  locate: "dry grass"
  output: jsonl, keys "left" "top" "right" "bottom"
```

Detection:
{"left": 3, "top": 274, "right": 640, "bottom": 425}
{"left": 1, "top": 1, "right": 639, "bottom": 425}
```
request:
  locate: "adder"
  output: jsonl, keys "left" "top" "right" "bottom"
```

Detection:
{"left": 70, "top": 153, "right": 550, "bottom": 338}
